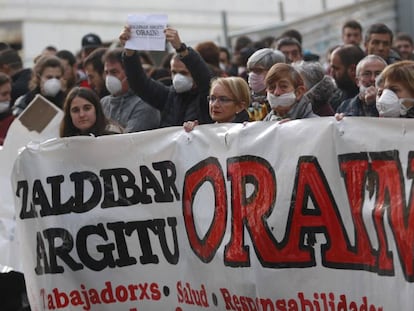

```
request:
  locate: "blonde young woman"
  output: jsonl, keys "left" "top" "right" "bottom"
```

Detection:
{"left": 183, "top": 76, "right": 250, "bottom": 132}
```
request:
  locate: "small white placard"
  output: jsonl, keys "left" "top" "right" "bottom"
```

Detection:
{"left": 125, "top": 14, "right": 168, "bottom": 51}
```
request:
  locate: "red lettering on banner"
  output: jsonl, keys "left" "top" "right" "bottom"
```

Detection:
{"left": 225, "top": 156, "right": 280, "bottom": 266}
{"left": 371, "top": 151, "right": 414, "bottom": 281}
{"left": 338, "top": 154, "right": 377, "bottom": 269}
{"left": 182, "top": 157, "right": 227, "bottom": 262}
{"left": 176, "top": 281, "right": 209, "bottom": 307}
{"left": 182, "top": 153, "right": 414, "bottom": 281}
{"left": 282, "top": 156, "right": 368, "bottom": 267}
{"left": 370, "top": 152, "right": 400, "bottom": 274}
{"left": 21, "top": 150, "right": 414, "bottom": 282}
{"left": 41, "top": 281, "right": 161, "bottom": 310}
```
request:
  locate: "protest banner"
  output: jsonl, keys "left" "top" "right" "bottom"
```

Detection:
{"left": 11, "top": 117, "right": 414, "bottom": 310}
{"left": 125, "top": 14, "right": 168, "bottom": 51}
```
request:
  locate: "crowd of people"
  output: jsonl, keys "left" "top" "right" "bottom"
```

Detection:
{"left": 1, "top": 18, "right": 414, "bottom": 310}
{"left": 0, "top": 20, "right": 413, "bottom": 146}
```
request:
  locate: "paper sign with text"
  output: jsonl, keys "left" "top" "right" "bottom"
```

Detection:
{"left": 125, "top": 14, "right": 167, "bottom": 51}
{"left": 12, "top": 118, "right": 414, "bottom": 310}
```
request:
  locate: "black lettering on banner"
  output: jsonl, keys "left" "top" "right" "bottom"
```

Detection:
{"left": 153, "top": 161, "right": 180, "bottom": 201}
{"left": 37, "top": 228, "right": 83, "bottom": 274}
{"left": 17, "top": 162, "right": 179, "bottom": 219}
{"left": 35, "top": 232, "right": 50, "bottom": 275}
{"left": 70, "top": 171, "right": 102, "bottom": 213}
{"left": 100, "top": 168, "right": 142, "bottom": 208}
{"left": 33, "top": 179, "right": 53, "bottom": 217}
{"left": 76, "top": 224, "right": 116, "bottom": 271}
{"left": 106, "top": 222, "right": 138, "bottom": 267}
{"left": 124, "top": 218, "right": 179, "bottom": 265}
{"left": 47, "top": 175, "right": 73, "bottom": 215}
{"left": 17, "top": 180, "right": 36, "bottom": 219}
{"left": 35, "top": 218, "right": 178, "bottom": 274}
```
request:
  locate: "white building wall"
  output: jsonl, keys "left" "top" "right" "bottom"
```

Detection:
{"left": 0, "top": 0, "right": 361, "bottom": 64}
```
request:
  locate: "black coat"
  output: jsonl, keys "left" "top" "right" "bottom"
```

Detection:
{"left": 123, "top": 48, "right": 214, "bottom": 127}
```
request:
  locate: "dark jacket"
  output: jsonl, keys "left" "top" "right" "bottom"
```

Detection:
{"left": 336, "top": 94, "right": 379, "bottom": 117}
{"left": 11, "top": 68, "right": 32, "bottom": 105}
{"left": 329, "top": 84, "right": 359, "bottom": 112}
{"left": 12, "top": 87, "right": 65, "bottom": 116}
{"left": 405, "top": 107, "right": 414, "bottom": 118}
{"left": 123, "top": 48, "right": 214, "bottom": 127}
{"left": 0, "top": 111, "right": 14, "bottom": 145}
{"left": 302, "top": 75, "right": 335, "bottom": 116}
{"left": 386, "top": 49, "right": 401, "bottom": 64}
{"left": 233, "top": 109, "right": 250, "bottom": 123}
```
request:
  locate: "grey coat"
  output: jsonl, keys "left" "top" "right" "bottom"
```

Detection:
{"left": 101, "top": 89, "right": 160, "bottom": 133}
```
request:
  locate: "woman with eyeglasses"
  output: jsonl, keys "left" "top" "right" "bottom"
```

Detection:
{"left": 183, "top": 76, "right": 250, "bottom": 132}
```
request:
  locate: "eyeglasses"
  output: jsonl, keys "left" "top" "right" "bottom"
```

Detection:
{"left": 207, "top": 95, "right": 235, "bottom": 104}
{"left": 248, "top": 66, "right": 266, "bottom": 74}
{"left": 360, "top": 71, "right": 383, "bottom": 79}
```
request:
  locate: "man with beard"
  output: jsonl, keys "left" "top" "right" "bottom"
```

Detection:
{"left": 328, "top": 44, "right": 365, "bottom": 112}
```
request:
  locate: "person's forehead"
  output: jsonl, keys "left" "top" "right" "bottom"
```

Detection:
{"left": 42, "top": 66, "right": 62, "bottom": 75}
{"left": 71, "top": 96, "right": 93, "bottom": 107}
{"left": 84, "top": 64, "right": 97, "bottom": 74}
{"left": 280, "top": 44, "right": 300, "bottom": 51}
{"left": 368, "top": 33, "right": 392, "bottom": 43}
{"left": 104, "top": 60, "right": 122, "bottom": 70}
{"left": 0, "top": 82, "right": 11, "bottom": 89}
{"left": 360, "top": 60, "right": 386, "bottom": 70}
{"left": 249, "top": 64, "right": 266, "bottom": 71}
{"left": 330, "top": 52, "right": 343, "bottom": 64}
{"left": 170, "top": 57, "right": 188, "bottom": 70}
{"left": 395, "top": 39, "right": 412, "bottom": 46}
{"left": 344, "top": 27, "right": 361, "bottom": 34}
{"left": 60, "top": 58, "right": 70, "bottom": 67}
{"left": 219, "top": 51, "right": 229, "bottom": 59}
{"left": 384, "top": 78, "right": 405, "bottom": 88}
{"left": 269, "top": 77, "right": 293, "bottom": 85}
{"left": 211, "top": 83, "right": 229, "bottom": 95}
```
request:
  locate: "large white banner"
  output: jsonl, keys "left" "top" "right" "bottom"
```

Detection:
{"left": 11, "top": 118, "right": 414, "bottom": 310}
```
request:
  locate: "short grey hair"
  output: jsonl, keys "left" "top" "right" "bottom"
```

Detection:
{"left": 356, "top": 54, "right": 387, "bottom": 77}
{"left": 292, "top": 61, "right": 325, "bottom": 90}
{"left": 246, "top": 48, "right": 286, "bottom": 71}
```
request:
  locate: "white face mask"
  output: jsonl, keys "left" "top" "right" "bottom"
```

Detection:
{"left": 0, "top": 101, "right": 10, "bottom": 113}
{"left": 248, "top": 72, "right": 266, "bottom": 93}
{"left": 43, "top": 78, "right": 61, "bottom": 97}
{"left": 376, "top": 89, "right": 400, "bottom": 117}
{"left": 105, "top": 75, "right": 123, "bottom": 95}
{"left": 267, "top": 91, "right": 296, "bottom": 109}
{"left": 399, "top": 98, "right": 414, "bottom": 116}
{"left": 172, "top": 73, "right": 193, "bottom": 93}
